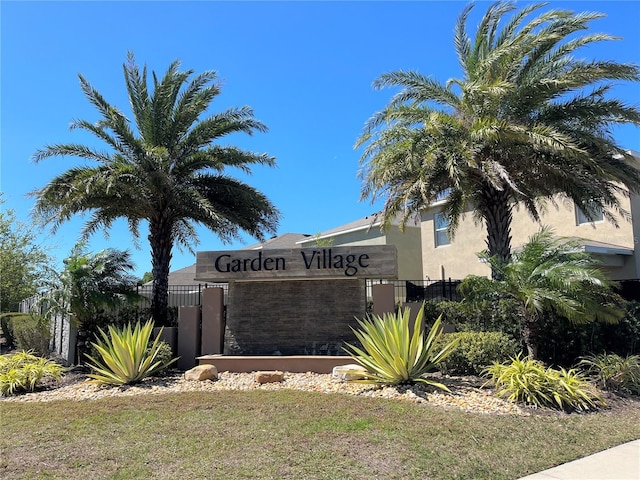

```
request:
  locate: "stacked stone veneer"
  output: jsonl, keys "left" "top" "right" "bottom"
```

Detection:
{"left": 225, "top": 279, "right": 366, "bottom": 355}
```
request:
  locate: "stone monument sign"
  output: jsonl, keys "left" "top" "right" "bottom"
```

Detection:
{"left": 195, "top": 245, "right": 397, "bottom": 355}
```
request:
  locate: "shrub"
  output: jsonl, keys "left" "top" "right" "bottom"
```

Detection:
{"left": 423, "top": 299, "right": 523, "bottom": 341}
{"left": 435, "top": 331, "right": 520, "bottom": 375}
{"left": 11, "top": 313, "right": 50, "bottom": 356}
{"left": 600, "top": 302, "right": 640, "bottom": 354}
{"left": 426, "top": 300, "right": 640, "bottom": 367}
{"left": 579, "top": 353, "right": 640, "bottom": 395}
{"left": 0, "top": 312, "right": 19, "bottom": 351}
{"left": 86, "top": 320, "right": 178, "bottom": 386}
{"left": 535, "top": 305, "right": 640, "bottom": 367}
{"left": 0, "top": 350, "right": 65, "bottom": 395}
{"left": 343, "top": 306, "right": 458, "bottom": 389}
{"left": 147, "top": 341, "right": 175, "bottom": 375}
{"left": 483, "top": 354, "right": 604, "bottom": 412}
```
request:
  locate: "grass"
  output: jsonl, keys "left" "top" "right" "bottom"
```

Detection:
{"left": 1, "top": 390, "right": 640, "bottom": 479}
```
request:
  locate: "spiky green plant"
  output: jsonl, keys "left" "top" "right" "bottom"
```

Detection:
{"left": 343, "top": 307, "right": 458, "bottom": 389}
{"left": 0, "top": 350, "right": 65, "bottom": 395}
{"left": 86, "top": 320, "right": 177, "bottom": 386}
{"left": 484, "top": 354, "right": 604, "bottom": 411}
{"left": 579, "top": 353, "right": 640, "bottom": 395}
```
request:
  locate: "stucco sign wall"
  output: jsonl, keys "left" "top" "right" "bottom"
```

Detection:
{"left": 195, "top": 245, "right": 397, "bottom": 281}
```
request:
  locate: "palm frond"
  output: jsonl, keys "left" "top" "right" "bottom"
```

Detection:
{"left": 454, "top": 3, "right": 474, "bottom": 71}
{"left": 123, "top": 51, "right": 152, "bottom": 138}
{"left": 32, "top": 143, "right": 114, "bottom": 164}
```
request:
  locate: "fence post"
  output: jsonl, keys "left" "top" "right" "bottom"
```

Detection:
{"left": 201, "top": 287, "right": 225, "bottom": 355}
{"left": 372, "top": 283, "right": 395, "bottom": 316}
{"left": 177, "top": 306, "right": 201, "bottom": 370}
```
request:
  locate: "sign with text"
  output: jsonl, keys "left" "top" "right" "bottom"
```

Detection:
{"left": 196, "top": 245, "right": 397, "bottom": 281}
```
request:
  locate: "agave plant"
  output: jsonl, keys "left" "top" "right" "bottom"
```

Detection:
{"left": 343, "top": 306, "right": 458, "bottom": 389}
{"left": 86, "top": 320, "right": 177, "bottom": 386}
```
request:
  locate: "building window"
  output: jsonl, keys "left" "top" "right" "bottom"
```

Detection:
{"left": 435, "top": 189, "right": 451, "bottom": 202}
{"left": 434, "top": 213, "right": 450, "bottom": 246}
{"left": 576, "top": 201, "right": 604, "bottom": 225}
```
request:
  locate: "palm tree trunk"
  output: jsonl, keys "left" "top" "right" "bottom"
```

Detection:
{"left": 479, "top": 186, "right": 513, "bottom": 280}
{"left": 522, "top": 310, "right": 540, "bottom": 360}
{"left": 149, "top": 219, "right": 173, "bottom": 327}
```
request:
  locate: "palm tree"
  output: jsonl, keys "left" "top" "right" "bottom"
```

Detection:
{"left": 458, "top": 227, "right": 624, "bottom": 360}
{"left": 40, "top": 243, "right": 140, "bottom": 363}
{"left": 356, "top": 1, "right": 640, "bottom": 278}
{"left": 32, "top": 53, "right": 280, "bottom": 325}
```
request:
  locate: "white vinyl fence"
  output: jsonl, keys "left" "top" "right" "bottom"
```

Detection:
{"left": 19, "top": 293, "right": 77, "bottom": 366}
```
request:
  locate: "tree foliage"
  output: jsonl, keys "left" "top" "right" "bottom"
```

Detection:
{"left": 0, "top": 199, "right": 52, "bottom": 313}
{"left": 139, "top": 272, "right": 153, "bottom": 285}
{"left": 356, "top": 1, "right": 640, "bottom": 277}
{"left": 31, "top": 53, "right": 280, "bottom": 325}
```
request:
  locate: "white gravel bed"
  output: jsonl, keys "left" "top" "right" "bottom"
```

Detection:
{"left": 1, "top": 371, "right": 527, "bottom": 416}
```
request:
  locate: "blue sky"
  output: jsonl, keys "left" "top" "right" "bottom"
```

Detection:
{"left": 2, "top": 1, "right": 639, "bottom": 278}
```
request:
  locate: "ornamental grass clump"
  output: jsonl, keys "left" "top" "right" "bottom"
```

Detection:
{"left": 483, "top": 354, "right": 604, "bottom": 412}
{"left": 0, "top": 350, "right": 65, "bottom": 395}
{"left": 343, "top": 306, "right": 458, "bottom": 390}
{"left": 579, "top": 353, "right": 640, "bottom": 395}
{"left": 86, "top": 320, "right": 177, "bottom": 386}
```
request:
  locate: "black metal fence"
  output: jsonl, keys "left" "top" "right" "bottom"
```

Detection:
{"left": 135, "top": 280, "right": 461, "bottom": 308}
{"left": 94, "top": 277, "right": 640, "bottom": 308}
{"left": 366, "top": 279, "right": 462, "bottom": 303}
{"left": 135, "top": 283, "right": 228, "bottom": 308}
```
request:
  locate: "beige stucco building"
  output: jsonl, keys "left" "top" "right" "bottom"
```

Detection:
{"left": 420, "top": 152, "right": 640, "bottom": 283}
{"left": 297, "top": 212, "right": 423, "bottom": 280}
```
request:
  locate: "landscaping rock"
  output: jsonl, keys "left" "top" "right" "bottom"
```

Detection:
{"left": 0, "top": 370, "right": 530, "bottom": 416}
{"left": 332, "top": 364, "right": 369, "bottom": 382}
{"left": 255, "top": 371, "right": 284, "bottom": 384}
{"left": 185, "top": 365, "right": 218, "bottom": 381}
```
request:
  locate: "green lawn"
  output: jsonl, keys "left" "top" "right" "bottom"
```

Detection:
{"left": 2, "top": 390, "right": 639, "bottom": 480}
